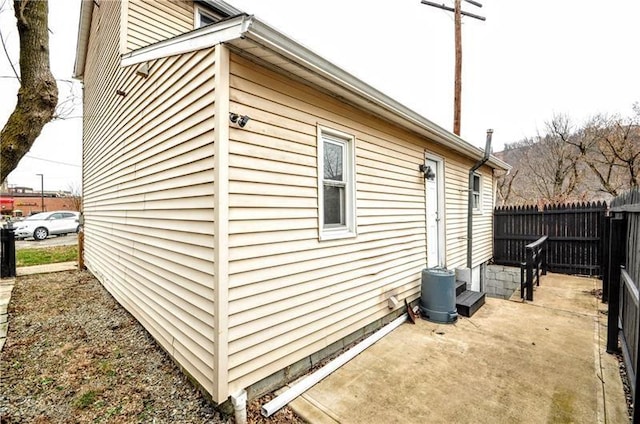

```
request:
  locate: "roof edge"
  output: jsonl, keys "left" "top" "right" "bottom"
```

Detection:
{"left": 242, "top": 18, "right": 510, "bottom": 170}
{"left": 120, "top": 14, "right": 251, "bottom": 68}
{"left": 75, "top": 2, "right": 509, "bottom": 170}
{"left": 73, "top": 0, "right": 94, "bottom": 79}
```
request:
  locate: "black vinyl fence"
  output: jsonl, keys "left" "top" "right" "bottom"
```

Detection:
{"left": 494, "top": 202, "right": 607, "bottom": 277}
{"left": 1, "top": 227, "right": 16, "bottom": 278}
{"left": 604, "top": 188, "right": 640, "bottom": 423}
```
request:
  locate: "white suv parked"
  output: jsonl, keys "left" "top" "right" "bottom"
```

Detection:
{"left": 13, "top": 211, "right": 80, "bottom": 240}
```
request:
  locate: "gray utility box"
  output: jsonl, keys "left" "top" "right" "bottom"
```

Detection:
{"left": 419, "top": 267, "right": 458, "bottom": 324}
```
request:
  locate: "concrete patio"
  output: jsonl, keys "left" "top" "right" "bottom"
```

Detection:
{"left": 287, "top": 274, "right": 628, "bottom": 423}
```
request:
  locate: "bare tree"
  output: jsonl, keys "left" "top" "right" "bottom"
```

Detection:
{"left": 495, "top": 168, "right": 518, "bottom": 207}
{"left": 0, "top": 0, "right": 58, "bottom": 184}
{"left": 567, "top": 107, "right": 640, "bottom": 196}
{"left": 606, "top": 107, "right": 640, "bottom": 189}
{"left": 67, "top": 182, "right": 82, "bottom": 211}
{"left": 522, "top": 115, "right": 582, "bottom": 204}
{"left": 569, "top": 114, "right": 625, "bottom": 197}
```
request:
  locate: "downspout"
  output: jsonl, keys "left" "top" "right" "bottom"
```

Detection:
{"left": 467, "top": 130, "right": 493, "bottom": 273}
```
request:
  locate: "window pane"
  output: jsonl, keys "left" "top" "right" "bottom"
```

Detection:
{"left": 324, "top": 142, "right": 343, "bottom": 181}
{"left": 473, "top": 175, "right": 480, "bottom": 192}
{"left": 199, "top": 13, "right": 217, "bottom": 27}
{"left": 324, "top": 185, "right": 345, "bottom": 225}
{"left": 473, "top": 193, "right": 480, "bottom": 209}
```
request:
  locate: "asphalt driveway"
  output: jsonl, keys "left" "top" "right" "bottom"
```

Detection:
{"left": 288, "top": 274, "right": 628, "bottom": 423}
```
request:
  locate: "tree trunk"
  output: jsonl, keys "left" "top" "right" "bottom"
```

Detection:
{"left": 0, "top": 0, "right": 58, "bottom": 184}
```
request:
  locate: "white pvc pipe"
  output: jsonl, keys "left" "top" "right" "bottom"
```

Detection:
{"left": 230, "top": 389, "right": 247, "bottom": 424}
{"left": 261, "top": 313, "right": 408, "bottom": 417}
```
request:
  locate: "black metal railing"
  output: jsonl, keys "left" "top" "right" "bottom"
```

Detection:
{"left": 1, "top": 226, "right": 16, "bottom": 278}
{"left": 519, "top": 235, "right": 548, "bottom": 301}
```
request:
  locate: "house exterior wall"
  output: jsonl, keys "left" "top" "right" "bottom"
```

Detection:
{"left": 80, "top": 0, "right": 499, "bottom": 403}
{"left": 81, "top": 0, "right": 218, "bottom": 398}
{"left": 124, "top": 0, "right": 194, "bottom": 53}
{"left": 224, "top": 53, "right": 496, "bottom": 393}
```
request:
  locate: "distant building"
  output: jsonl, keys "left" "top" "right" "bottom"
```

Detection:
{"left": 0, "top": 186, "right": 80, "bottom": 215}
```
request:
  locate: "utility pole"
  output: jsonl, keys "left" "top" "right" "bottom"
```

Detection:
{"left": 454, "top": 0, "right": 462, "bottom": 136}
{"left": 36, "top": 173, "right": 44, "bottom": 212}
{"left": 421, "top": 0, "right": 485, "bottom": 136}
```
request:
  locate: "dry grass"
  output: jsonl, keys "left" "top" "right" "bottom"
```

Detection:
{"left": 0, "top": 271, "right": 304, "bottom": 423}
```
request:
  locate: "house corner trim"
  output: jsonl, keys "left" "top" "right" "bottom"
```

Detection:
{"left": 212, "top": 43, "right": 231, "bottom": 403}
{"left": 119, "top": 0, "right": 129, "bottom": 55}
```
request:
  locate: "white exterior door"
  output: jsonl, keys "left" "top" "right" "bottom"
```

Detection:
{"left": 425, "top": 157, "right": 443, "bottom": 267}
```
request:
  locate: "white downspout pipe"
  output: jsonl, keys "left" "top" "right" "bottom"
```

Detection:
{"left": 261, "top": 313, "right": 408, "bottom": 417}
{"left": 230, "top": 389, "right": 247, "bottom": 424}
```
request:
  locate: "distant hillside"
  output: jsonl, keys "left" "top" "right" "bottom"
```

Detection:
{"left": 494, "top": 114, "right": 639, "bottom": 206}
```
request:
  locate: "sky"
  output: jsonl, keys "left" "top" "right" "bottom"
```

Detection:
{"left": 1, "top": 0, "right": 639, "bottom": 190}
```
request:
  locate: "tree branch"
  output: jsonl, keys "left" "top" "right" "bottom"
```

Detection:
{"left": 1, "top": 0, "right": 58, "bottom": 183}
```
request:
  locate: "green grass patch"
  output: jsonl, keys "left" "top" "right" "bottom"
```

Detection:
{"left": 16, "top": 245, "right": 77, "bottom": 267}
{"left": 75, "top": 390, "right": 98, "bottom": 409}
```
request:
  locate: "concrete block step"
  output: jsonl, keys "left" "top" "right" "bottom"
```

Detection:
{"left": 456, "top": 290, "right": 485, "bottom": 318}
{"left": 455, "top": 281, "right": 467, "bottom": 297}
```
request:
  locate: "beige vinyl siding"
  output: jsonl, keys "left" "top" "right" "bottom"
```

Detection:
{"left": 473, "top": 165, "right": 495, "bottom": 266}
{"left": 441, "top": 155, "right": 494, "bottom": 269}
{"left": 125, "top": 0, "right": 194, "bottom": 52}
{"left": 226, "top": 54, "right": 438, "bottom": 393}
{"left": 82, "top": 0, "right": 217, "bottom": 399}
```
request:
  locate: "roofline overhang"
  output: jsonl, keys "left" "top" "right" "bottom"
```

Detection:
{"left": 73, "top": 0, "right": 94, "bottom": 79}
{"left": 75, "top": 9, "right": 510, "bottom": 170}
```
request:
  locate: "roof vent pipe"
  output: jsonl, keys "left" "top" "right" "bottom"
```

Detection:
{"left": 467, "top": 129, "right": 493, "bottom": 274}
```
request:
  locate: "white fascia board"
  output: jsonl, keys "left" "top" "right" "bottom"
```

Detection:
{"left": 73, "top": 0, "right": 95, "bottom": 79}
{"left": 120, "top": 14, "right": 251, "bottom": 68}
{"left": 243, "top": 19, "right": 510, "bottom": 171}
{"left": 115, "top": 12, "right": 509, "bottom": 170}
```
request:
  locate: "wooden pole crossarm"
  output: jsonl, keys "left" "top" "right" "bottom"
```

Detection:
{"left": 420, "top": 1, "right": 486, "bottom": 21}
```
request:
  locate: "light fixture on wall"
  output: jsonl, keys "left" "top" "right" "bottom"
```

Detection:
{"left": 229, "top": 112, "right": 250, "bottom": 128}
{"left": 419, "top": 164, "right": 436, "bottom": 180}
{"left": 136, "top": 62, "right": 150, "bottom": 78}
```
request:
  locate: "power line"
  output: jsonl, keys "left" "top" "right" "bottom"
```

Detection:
{"left": 25, "top": 154, "right": 81, "bottom": 167}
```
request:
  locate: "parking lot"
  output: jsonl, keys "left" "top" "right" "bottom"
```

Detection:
{"left": 15, "top": 234, "right": 78, "bottom": 250}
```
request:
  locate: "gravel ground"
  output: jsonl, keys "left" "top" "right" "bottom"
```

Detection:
{"left": 0, "top": 271, "right": 304, "bottom": 423}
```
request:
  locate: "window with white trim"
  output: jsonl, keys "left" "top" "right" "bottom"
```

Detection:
{"left": 318, "top": 127, "right": 356, "bottom": 239}
{"left": 195, "top": 6, "right": 224, "bottom": 28}
{"left": 472, "top": 173, "right": 482, "bottom": 211}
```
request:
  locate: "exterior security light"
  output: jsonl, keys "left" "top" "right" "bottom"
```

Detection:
{"left": 229, "top": 112, "right": 250, "bottom": 128}
{"left": 419, "top": 164, "right": 436, "bottom": 180}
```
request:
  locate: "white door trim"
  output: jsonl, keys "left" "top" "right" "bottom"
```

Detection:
{"left": 425, "top": 152, "right": 446, "bottom": 267}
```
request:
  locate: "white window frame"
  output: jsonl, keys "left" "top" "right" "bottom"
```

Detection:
{"left": 472, "top": 172, "right": 482, "bottom": 213}
{"left": 317, "top": 126, "right": 357, "bottom": 240}
{"left": 194, "top": 4, "right": 223, "bottom": 28}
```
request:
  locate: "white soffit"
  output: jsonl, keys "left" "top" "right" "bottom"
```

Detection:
{"left": 120, "top": 14, "right": 251, "bottom": 67}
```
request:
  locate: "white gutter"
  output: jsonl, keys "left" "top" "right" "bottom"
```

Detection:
{"left": 261, "top": 313, "right": 408, "bottom": 417}
{"left": 111, "top": 13, "right": 509, "bottom": 169}
{"left": 114, "top": 14, "right": 508, "bottom": 169}
{"left": 120, "top": 14, "right": 251, "bottom": 67}
{"left": 242, "top": 18, "right": 510, "bottom": 171}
